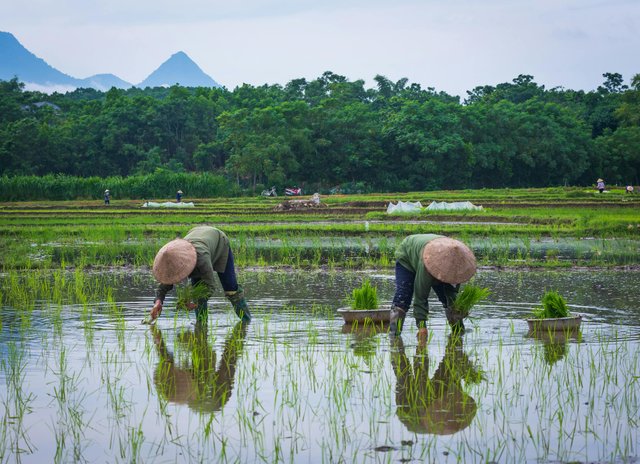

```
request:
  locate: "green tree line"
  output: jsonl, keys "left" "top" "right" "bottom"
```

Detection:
{"left": 1, "top": 71, "right": 639, "bottom": 198}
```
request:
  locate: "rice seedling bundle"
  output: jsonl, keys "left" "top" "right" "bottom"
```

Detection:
{"left": 350, "top": 279, "right": 379, "bottom": 310}
{"left": 176, "top": 283, "right": 210, "bottom": 311}
{"left": 450, "top": 284, "right": 490, "bottom": 318}
{"left": 532, "top": 290, "right": 570, "bottom": 319}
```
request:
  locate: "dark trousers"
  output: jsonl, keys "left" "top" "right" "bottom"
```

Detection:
{"left": 392, "top": 262, "right": 431, "bottom": 328}
{"left": 191, "top": 249, "right": 239, "bottom": 319}
{"left": 392, "top": 262, "right": 415, "bottom": 312}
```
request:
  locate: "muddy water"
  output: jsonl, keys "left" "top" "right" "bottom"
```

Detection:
{"left": 1, "top": 270, "right": 639, "bottom": 463}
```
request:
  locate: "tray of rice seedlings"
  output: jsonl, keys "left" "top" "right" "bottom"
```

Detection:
{"left": 337, "top": 279, "right": 390, "bottom": 323}
{"left": 449, "top": 284, "right": 491, "bottom": 320}
{"left": 527, "top": 290, "right": 582, "bottom": 332}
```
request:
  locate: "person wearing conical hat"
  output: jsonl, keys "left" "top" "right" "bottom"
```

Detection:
{"left": 390, "top": 234, "right": 476, "bottom": 338}
{"left": 596, "top": 178, "right": 605, "bottom": 193}
{"left": 176, "top": 190, "right": 183, "bottom": 203}
{"left": 148, "top": 225, "right": 250, "bottom": 323}
{"left": 104, "top": 189, "right": 110, "bottom": 205}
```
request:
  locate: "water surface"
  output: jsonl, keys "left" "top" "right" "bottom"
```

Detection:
{"left": 1, "top": 269, "right": 638, "bottom": 463}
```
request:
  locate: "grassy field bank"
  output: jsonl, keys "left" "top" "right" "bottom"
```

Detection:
{"left": 1, "top": 187, "right": 638, "bottom": 270}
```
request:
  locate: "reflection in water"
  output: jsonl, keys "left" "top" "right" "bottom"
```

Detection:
{"left": 390, "top": 333, "right": 483, "bottom": 435}
{"left": 151, "top": 321, "right": 248, "bottom": 413}
{"left": 526, "top": 328, "right": 582, "bottom": 366}
{"left": 342, "top": 321, "right": 387, "bottom": 368}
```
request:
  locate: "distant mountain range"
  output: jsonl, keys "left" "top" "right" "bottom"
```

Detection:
{"left": 0, "top": 31, "right": 220, "bottom": 92}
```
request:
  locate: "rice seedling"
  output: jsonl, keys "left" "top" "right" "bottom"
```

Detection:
{"left": 1, "top": 188, "right": 639, "bottom": 462}
{"left": 348, "top": 279, "right": 379, "bottom": 310}
{"left": 532, "top": 290, "right": 570, "bottom": 319}
{"left": 450, "top": 284, "right": 491, "bottom": 319}
{"left": 1, "top": 342, "right": 36, "bottom": 461}
{"left": 175, "top": 282, "right": 210, "bottom": 311}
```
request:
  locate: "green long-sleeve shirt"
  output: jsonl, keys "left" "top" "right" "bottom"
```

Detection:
{"left": 155, "top": 226, "right": 230, "bottom": 303}
{"left": 395, "top": 234, "right": 458, "bottom": 322}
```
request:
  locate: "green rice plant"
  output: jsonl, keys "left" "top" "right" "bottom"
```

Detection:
{"left": 450, "top": 284, "right": 491, "bottom": 318}
{"left": 532, "top": 290, "right": 570, "bottom": 319}
{"left": 348, "top": 279, "right": 378, "bottom": 310}
{"left": 176, "top": 282, "right": 210, "bottom": 311}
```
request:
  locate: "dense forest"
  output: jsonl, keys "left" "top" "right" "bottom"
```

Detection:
{"left": 1, "top": 71, "right": 639, "bottom": 195}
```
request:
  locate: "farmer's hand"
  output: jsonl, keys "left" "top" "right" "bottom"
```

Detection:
{"left": 150, "top": 300, "right": 163, "bottom": 320}
{"left": 185, "top": 301, "right": 197, "bottom": 310}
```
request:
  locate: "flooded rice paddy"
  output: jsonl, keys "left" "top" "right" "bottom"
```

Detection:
{"left": 13, "top": 235, "right": 640, "bottom": 270}
{"left": 1, "top": 269, "right": 639, "bottom": 463}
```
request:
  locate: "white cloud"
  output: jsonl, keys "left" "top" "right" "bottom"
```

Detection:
{"left": 23, "top": 82, "right": 77, "bottom": 94}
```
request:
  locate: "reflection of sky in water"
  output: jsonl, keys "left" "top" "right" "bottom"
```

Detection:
{"left": 0, "top": 269, "right": 638, "bottom": 462}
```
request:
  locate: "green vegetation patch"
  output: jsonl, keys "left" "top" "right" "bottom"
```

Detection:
{"left": 349, "top": 279, "right": 379, "bottom": 310}
{"left": 532, "top": 290, "right": 570, "bottom": 319}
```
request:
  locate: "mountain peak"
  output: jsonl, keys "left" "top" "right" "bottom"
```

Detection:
{"left": 1, "top": 32, "right": 221, "bottom": 92}
{"left": 0, "top": 31, "right": 80, "bottom": 87}
{"left": 137, "top": 51, "right": 220, "bottom": 88}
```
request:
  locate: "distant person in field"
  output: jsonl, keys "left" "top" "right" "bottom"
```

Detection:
{"left": 148, "top": 226, "right": 250, "bottom": 324}
{"left": 390, "top": 235, "right": 477, "bottom": 339}
{"left": 176, "top": 190, "right": 183, "bottom": 202}
{"left": 596, "top": 178, "right": 605, "bottom": 193}
{"left": 626, "top": 185, "right": 634, "bottom": 194}
{"left": 104, "top": 189, "right": 110, "bottom": 205}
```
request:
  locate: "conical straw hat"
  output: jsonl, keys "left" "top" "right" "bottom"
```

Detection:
{"left": 422, "top": 237, "right": 476, "bottom": 284}
{"left": 153, "top": 239, "right": 197, "bottom": 284}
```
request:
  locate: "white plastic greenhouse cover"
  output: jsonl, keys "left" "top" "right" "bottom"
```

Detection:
{"left": 386, "top": 201, "right": 423, "bottom": 214}
{"left": 142, "top": 201, "right": 195, "bottom": 208}
{"left": 425, "top": 201, "right": 483, "bottom": 211}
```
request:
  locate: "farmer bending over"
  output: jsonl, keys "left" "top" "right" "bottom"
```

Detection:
{"left": 149, "top": 225, "right": 250, "bottom": 323}
{"left": 390, "top": 235, "right": 476, "bottom": 339}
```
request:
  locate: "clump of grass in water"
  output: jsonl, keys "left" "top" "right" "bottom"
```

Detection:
{"left": 349, "top": 279, "right": 378, "bottom": 310}
{"left": 532, "top": 290, "right": 570, "bottom": 319}
{"left": 450, "top": 284, "right": 491, "bottom": 318}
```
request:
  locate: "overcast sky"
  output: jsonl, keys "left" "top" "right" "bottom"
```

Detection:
{"left": 2, "top": 0, "right": 639, "bottom": 97}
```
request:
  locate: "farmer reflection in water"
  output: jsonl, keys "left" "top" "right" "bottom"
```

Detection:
{"left": 151, "top": 321, "right": 248, "bottom": 412}
{"left": 390, "top": 333, "right": 482, "bottom": 434}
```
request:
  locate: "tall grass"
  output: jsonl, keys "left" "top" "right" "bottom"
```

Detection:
{"left": 0, "top": 171, "right": 238, "bottom": 201}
